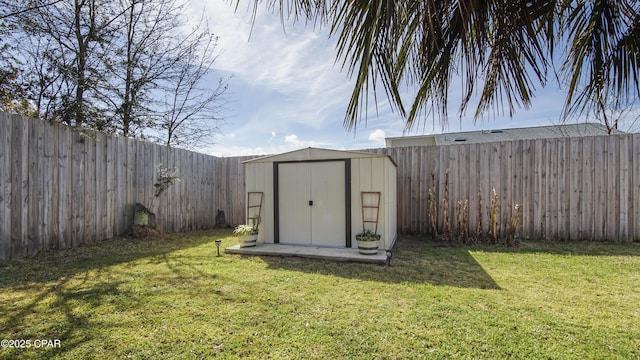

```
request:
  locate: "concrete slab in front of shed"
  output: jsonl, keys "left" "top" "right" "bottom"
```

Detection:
{"left": 225, "top": 244, "right": 387, "bottom": 264}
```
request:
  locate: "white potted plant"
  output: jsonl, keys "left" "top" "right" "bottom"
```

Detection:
{"left": 233, "top": 215, "right": 260, "bottom": 248}
{"left": 355, "top": 229, "right": 381, "bottom": 255}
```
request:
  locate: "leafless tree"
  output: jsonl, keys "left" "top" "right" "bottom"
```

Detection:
{"left": 100, "top": 0, "right": 184, "bottom": 137}
{"left": 2, "top": 0, "right": 228, "bottom": 149}
{"left": 150, "top": 19, "right": 229, "bottom": 149}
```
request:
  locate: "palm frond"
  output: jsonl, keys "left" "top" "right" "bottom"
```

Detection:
{"left": 239, "top": 0, "right": 639, "bottom": 132}
{"left": 561, "top": 0, "right": 639, "bottom": 120}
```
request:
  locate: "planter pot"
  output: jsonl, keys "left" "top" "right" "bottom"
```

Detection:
{"left": 355, "top": 234, "right": 380, "bottom": 255}
{"left": 238, "top": 234, "right": 258, "bottom": 248}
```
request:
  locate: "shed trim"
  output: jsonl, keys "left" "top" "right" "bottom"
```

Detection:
{"left": 345, "top": 159, "right": 352, "bottom": 247}
{"left": 243, "top": 147, "right": 396, "bottom": 167}
{"left": 273, "top": 162, "right": 279, "bottom": 243}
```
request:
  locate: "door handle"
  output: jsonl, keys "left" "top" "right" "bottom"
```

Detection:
{"left": 309, "top": 200, "right": 313, "bottom": 206}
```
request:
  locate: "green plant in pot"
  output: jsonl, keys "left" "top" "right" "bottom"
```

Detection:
{"left": 355, "top": 229, "right": 381, "bottom": 255}
{"left": 234, "top": 215, "right": 260, "bottom": 248}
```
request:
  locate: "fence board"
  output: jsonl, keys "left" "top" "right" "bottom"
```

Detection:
{"left": 185, "top": 149, "right": 193, "bottom": 230}
{"left": 195, "top": 154, "right": 203, "bottom": 228}
{"left": 512, "top": 140, "right": 523, "bottom": 235}
{"left": 546, "top": 140, "right": 555, "bottom": 239}
{"left": 95, "top": 132, "right": 107, "bottom": 241}
{"left": 179, "top": 149, "right": 188, "bottom": 231}
{"left": 28, "top": 116, "right": 43, "bottom": 255}
{"left": 523, "top": 140, "right": 532, "bottom": 234}
{"left": 158, "top": 145, "right": 169, "bottom": 231}
{"left": 193, "top": 152, "right": 201, "bottom": 228}
{"left": 410, "top": 146, "right": 420, "bottom": 233}
{"left": 169, "top": 148, "right": 178, "bottom": 231}
{"left": 115, "top": 136, "right": 126, "bottom": 235}
{"left": 85, "top": 133, "right": 97, "bottom": 243}
{"left": 619, "top": 135, "right": 630, "bottom": 240}
{"left": 532, "top": 140, "right": 543, "bottom": 238}
{"left": 468, "top": 143, "right": 478, "bottom": 235}
{"left": 144, "top": 141, "right": 154, "bottom": 218}
{"left": 502, "top": 141, "right": 512, "bottom": 237}
{"left": 215, "top": 158, "right": 225, "bottom": 227}
{"left": 57, "top": 125, "right": 71, "bottom": 249}
{"left": 205, "top": 155, "right": 214, "bottom": 227}
{"left": 438, "top": 145, "right": 449, "bottom": 235}
{"left": 171, "top": 147, "right": 180, "bottom": 231}
{"left": 634, "top": 135, "right": 640, "bottom": 240}
{"left": 71, "top": 131, "right": 85, "bottom": 247}
{"left": 593, "top": 136, "right": 607, "bottom": 239}
{"left": 403, "top": 148, "right": 410, "bottom": 233}
{"left": 126, "top": 138, "right": 136, "bottom": 233}
{"left": 569, "top": 138, "right": 581, "bottom": 240}
{"left": 0, "top": 112, "right": 11, "bottom": 258}
{"left": 203, "top": 155, "right": 210, "bottom": 228}
{"left": 10, "top": 114, "right": 28, "bottom": 257}
{"left": 235, "top": 155, "right": 245, "bottom": 226}
{"left": 417, "top": 147, "right": 427, "bottom": 233}
{"left": 43, "top": 122, "right": 58, "bottom": 249}
{"left": 478, "top": 143, "right": 491, "bottom": 236}
{"left": 557, "top": 138, "right": 567, "bottom": 240}
{"left": 447, "top": 145, "right": 456, "bottom": 234}
{"left": 458, "top": 144, "right": 467, "bottom": 230}
{"left": 607, "top": 136, "right": 620, "bottom": 239}
{"left": 104, "top": 131, "right": 115, "bottom": 239}
{"left": 490, "top": 142, "right": 502, "bottom": 238}
{"left": 582, "top": 137, "right": 594, "bottom": 240}
{"left": 134, "top": 141, "right": 145, "bottom": 215}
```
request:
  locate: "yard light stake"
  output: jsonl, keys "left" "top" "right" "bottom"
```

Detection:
{"left": 215, "top": 239, "right": 222, "bottom": 256}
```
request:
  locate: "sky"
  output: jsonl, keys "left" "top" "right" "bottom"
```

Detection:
{"left": 189, "top": 1, "right": 638, "bottom": 157}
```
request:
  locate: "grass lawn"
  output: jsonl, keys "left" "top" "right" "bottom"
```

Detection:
{"left": 1, "top": 230, "right": 639, "bottom": 359}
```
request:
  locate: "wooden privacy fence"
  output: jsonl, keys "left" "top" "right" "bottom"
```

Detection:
{"left": 370, "top": 134, "right": 640, "bottom": 241}
{"left": 2, "top": 111, "right": 639, "bottom": 259}
{"left": 0, "top": 112, "right": 251, "bottom": 260}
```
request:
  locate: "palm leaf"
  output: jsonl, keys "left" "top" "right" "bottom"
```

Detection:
{"left": 238, "top": 0, "right": 639, "bottom": 132}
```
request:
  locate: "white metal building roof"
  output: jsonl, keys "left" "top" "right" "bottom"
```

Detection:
{"left": 385, "top": 123, "right": 626, "bottom": 147}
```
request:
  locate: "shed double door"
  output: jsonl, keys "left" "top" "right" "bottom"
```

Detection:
{"left": 278, "top": 161, "right": 346, "bottom": 247}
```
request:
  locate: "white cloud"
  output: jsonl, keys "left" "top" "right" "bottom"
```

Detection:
{"left": 284, "top": 134, "right": 300, "bottom": 145}
{"left": 279, "top": 133, "right": 331, "bottom": 150}
{"left": 271, "top": 131, "right": 276, "bottom": 137}
{"left": 368, "top": 129, "right": 386, "bottom": 143}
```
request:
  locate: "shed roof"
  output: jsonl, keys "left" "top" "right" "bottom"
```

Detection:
{"left": 243, "top": 147, "right": 396, "bottom": 166}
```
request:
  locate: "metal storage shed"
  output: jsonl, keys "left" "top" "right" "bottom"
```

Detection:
{"left": 243, "top": 147, "right": 397, "bottom": 252}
